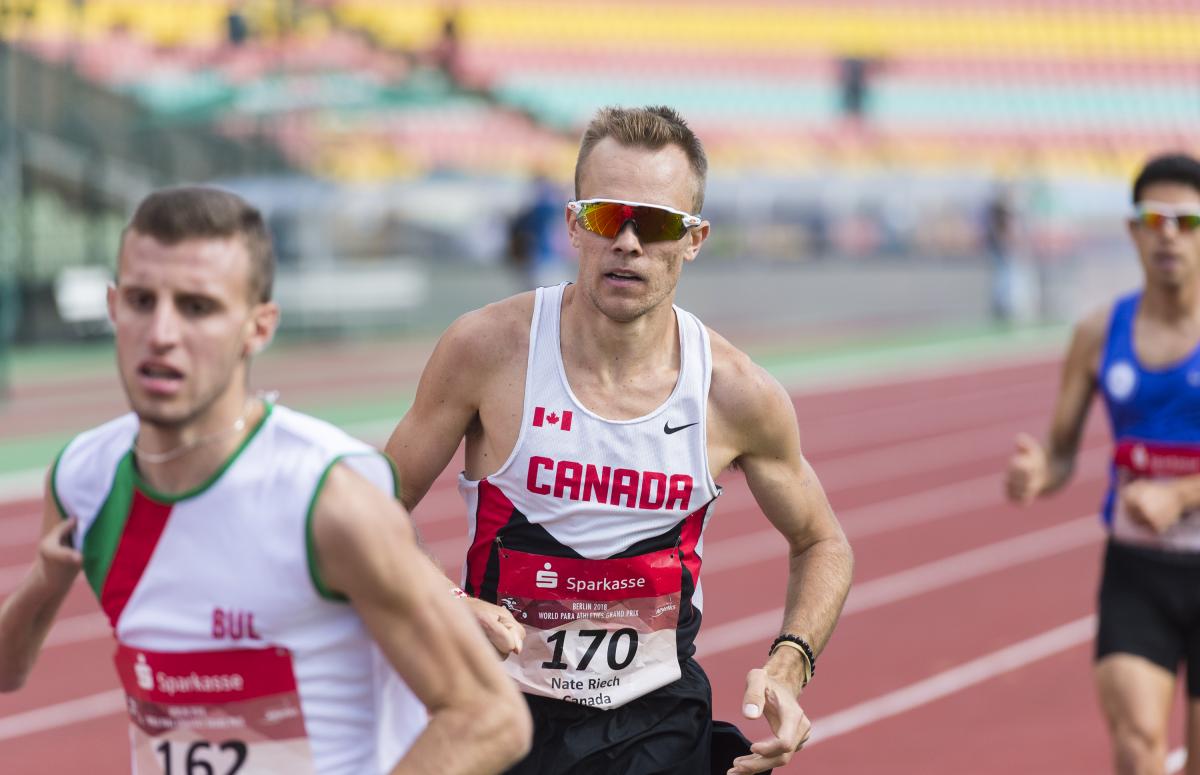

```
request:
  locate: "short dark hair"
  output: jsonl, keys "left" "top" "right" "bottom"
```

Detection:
{"left": 1132, "top": 153, "right": 1200, "bottom": 205}
{"left": 575, "top": 105, "right": 708, "bottom": 213}
{"left": 124, "top": 185, "right": 275, "bottom": 303}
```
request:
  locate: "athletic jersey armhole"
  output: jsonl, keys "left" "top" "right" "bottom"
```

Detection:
{"left": 464, "top": 286, "right": 545, "bottom": 483}
{"left": 305, "top": 456, "right": 352, "bottom": 604}
{"left": 305, "top": 450, "right": 398, "bottom": 602}
{"left": 380, "top": 451, "right": 401, "bottom": 499}
{"left": 50, "top": 444, "right": 69, "bottom": 520}
{"left": 693, "top": 315, "right": 720, "bottom": 497}
{"left": 1102, "top": 292, "right": 1140, "bottom": 366}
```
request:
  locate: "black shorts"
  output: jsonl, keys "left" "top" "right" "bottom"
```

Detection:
{"left": 504, "top": 658, "right": 767, "bottom": 775}
{"left": 1097, "top": 539, "right": 1200, "bottom": 696}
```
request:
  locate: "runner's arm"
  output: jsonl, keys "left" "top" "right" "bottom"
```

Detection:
{"left": 312, "top": 463, "right": 531, "bottom": 775}
{"left": 731, "top": 367, "right": 853, "bottom": 693}
{"left": 1006, "top": 310, "right": 1105, "bottom": 503}
{"left": 384, "top": 306, "right": 529, "bottom": 655}
{"left": 385, "top": 312, "right": 489, "bottom": 512}
{"left": 0, "top": 468, "right": 82, "bottom": 691}
{"left": 716, "top": 363, "right": 851, "bottom": 774}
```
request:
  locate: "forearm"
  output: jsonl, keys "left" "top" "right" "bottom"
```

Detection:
{"left": 390, "top": 699, "right": 530, "bottom": 775}
{"left": 765, "top": 534, "right": 854, "bottom": 693}
{"left": 1040, "top": 453, "right": 1077, "bottom": 496}
{"left": 0, "top": 564, "right": 76, "bottom": 691}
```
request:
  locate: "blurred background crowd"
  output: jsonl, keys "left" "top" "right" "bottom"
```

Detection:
{"left": 0, "top": 0, "right": 1196, "bottom": 352}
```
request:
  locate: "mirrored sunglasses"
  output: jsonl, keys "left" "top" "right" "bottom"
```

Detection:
{"left": 568, "top": 199, "right": 702, "bottom": 243}
{"left": 1132, "top": 204, "right": 1200, "bottom": 233}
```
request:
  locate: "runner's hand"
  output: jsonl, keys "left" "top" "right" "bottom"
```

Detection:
{"left": 1121, "top": 479, "right": 1185, "bottom": 534}
{"left": 463, "top": 597, "right": 525, "bottom": 657}
{"left": 730, "top": 668, "right": 812, "bottom": 774}
{"left": 1005, "top": 433, "right": 1047, "bottom": 504}
{"left": 34, "top": 517, "right": 82, "bottom": 590}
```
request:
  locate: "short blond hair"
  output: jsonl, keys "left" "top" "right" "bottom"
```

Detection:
{"left": 574, "top": 105, "right": 708, "bottom": 213}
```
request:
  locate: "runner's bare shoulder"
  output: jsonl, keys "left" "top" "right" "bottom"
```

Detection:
{"left": 1068, "top": 305, "right": 1111, "bottom": 380}
{"left": 705, "top": 328, "right": 793, "bottom": 448}
{"left": 439, "top": 291, "right": 536, "bottom": 372}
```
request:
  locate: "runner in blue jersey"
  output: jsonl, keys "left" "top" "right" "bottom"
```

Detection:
{"left": 1007, "top": 153, "right": 1200, "bottom": 775}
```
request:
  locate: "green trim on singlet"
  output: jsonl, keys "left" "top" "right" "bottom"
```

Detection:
{"left": 81, "top": 452, "right": 136, "bottom": 598}
{"left": 131, "top": 402, "right": 274, "bottom": 504}
{"left": 382, "top": 452, "right": 401, "bottom": 500}
{"left": 305, "top": 451, "right": 396, "bottom": 603}
{"left": 49, "top": 444, "right": 69, "bottom": 521}
{"left": 306, "top": 454, "right": 352, "bottom": 603}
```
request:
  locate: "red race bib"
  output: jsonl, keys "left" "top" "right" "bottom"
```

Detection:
{"left": 114, "top": 643, "right": 316, "bottom": 774}
{"left": 496, "top": 546, "right": 683, "bottom": 709}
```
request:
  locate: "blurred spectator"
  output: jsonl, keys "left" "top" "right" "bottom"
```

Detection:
{"left": 430, "top": 5, "right": 461, "bottom": 83}
{"left": 983, "top": 182, "right": 1021, "bottom": 322}
{"left": 227, "top": 1, "right": 249, "bottom": 47}
{"left": 507, "top": 175, "right": 570, "bottom": 289}
{"left": 838, "top": 55, "right": 881, "bottom": 122}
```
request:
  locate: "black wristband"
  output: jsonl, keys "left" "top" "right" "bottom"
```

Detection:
{"left": 769, "top": 633, "right": 816, "bottom": 677}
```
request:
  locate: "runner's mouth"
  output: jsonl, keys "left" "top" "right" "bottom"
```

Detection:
{"left": 138, "top": 363, "right": 184, "bottom": 380}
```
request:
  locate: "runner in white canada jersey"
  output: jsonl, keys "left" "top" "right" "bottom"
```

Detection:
{"left": 388, "top": 107, "right": 853, "bottom": 775}
{"left": 0, "top": 186, "right": 530, "bottom": 775}
{"left": 461, "top": 282, "right": 719, "bottom": 709}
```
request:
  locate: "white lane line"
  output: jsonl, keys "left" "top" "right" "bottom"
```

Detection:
{"left": 702, "top": 456, "right": 1106, "bottom": 576}
{"left": 807, "top": 615, "right": 1096, "bottom": 746}
{"left": 0, "top": 689, "right": 124, "bottom": 741}
{"left": 405, "top": 412, "right": 1066, "bottom": 533}
{"left": 0, "top": 469, "right": 43, "bottom": 505}
{"left": 815, "top": 411, "right": 1065, "bottom": 492}
{"left": 843, "top": 517, "right": 1100, "bottom": 615}
{"left": 0, "top": 350, "right": 1061, "bottom": 506}
{"left": 800, "top": 378, "right": 1050, "bottom": 456}
{"left": 696, "top": 516, "right": 1102, "bottom": 657}
{"left": 31, "top": 516, "right": 1104, "bottom": 660}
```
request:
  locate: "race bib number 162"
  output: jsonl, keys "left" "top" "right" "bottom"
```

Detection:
{"left": 114, "top": 643, "right": 315, "bottom": 775}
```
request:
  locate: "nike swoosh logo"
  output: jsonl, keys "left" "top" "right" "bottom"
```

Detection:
{"left": 663, "top": 421, "right": 698, "bottom": 435}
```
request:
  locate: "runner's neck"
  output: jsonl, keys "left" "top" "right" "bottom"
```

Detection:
{"left": 134, "top": 397, "right": 264, "bottom": 496}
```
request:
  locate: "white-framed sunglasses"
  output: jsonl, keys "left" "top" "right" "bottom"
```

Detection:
{"left": 1131, "top": 202, "right": 1200, "bottom": 233}
{"left": 567, "top": 198, "right": 702, "bottom": 242}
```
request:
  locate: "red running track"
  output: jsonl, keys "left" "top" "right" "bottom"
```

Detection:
{"left": 0, "top": 356, "right": 1156, "bottom": 773}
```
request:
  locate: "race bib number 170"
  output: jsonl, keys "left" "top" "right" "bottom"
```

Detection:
{"left": 496, "top": 546, "right": 683, "bottom": 709}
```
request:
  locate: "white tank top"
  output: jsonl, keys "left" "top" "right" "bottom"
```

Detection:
{"left": 52, "top": 403, "right": 426, "bottom": 775}
{"left": 458, "top": 283, "right": 721, "bottom": 709}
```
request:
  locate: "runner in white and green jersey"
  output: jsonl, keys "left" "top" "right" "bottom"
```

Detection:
{"left": 0, "top": 186, "right": 531, "bottom": 775}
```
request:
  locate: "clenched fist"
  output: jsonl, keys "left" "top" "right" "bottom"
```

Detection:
{"left": 1006, "top": 433, "right": 1048, "bottom": 505}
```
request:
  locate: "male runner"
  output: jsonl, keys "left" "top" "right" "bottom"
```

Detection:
{"left": 1007, "top": 153, "right": 1200, "bottom": 775}
{"left": 386, "top": 106, "right": 854, "bottom": 775}
{"left": 0, "top": 186, "right": 530, "bottom": 774}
